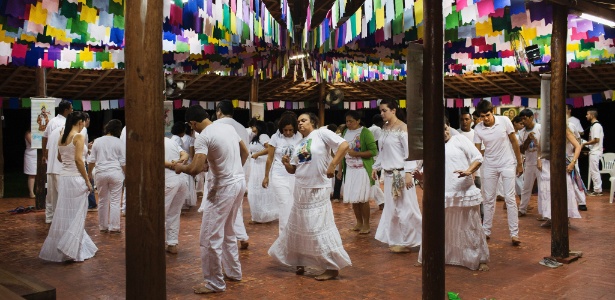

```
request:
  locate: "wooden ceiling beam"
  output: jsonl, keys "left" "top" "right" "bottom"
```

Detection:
{"left": 502, "top": 72, "right": 538, "bottom": 94}
{"left": 567, "top": 77, "right": 588, "bottom": 93}
{"left": 50, "top": 69, "right": 84, "bottom": 97}
{"left": 183, "top": 73, "right": 207, "bottom": 89}
{"left": 0, "top": 66, "right": 22, "bottom": 91}
{"left": 74, "top": 70, "right": 113, "bottom": 99}
{"left": 444, "top": 81, "right": 472, "bottom": 98}
{"left": 548, "top": 0, "right": 615, "bottom": 24}
{"left": 479, "top": 73, "right": 515, "bottom": 95}
{"left": 97, "top": 78, "right": 124, "bottom": 100}
{"left": 21, "top": 69, "right": 53, "bottom": 97}
{"left": 259, "top": 80, "right": 298, "bottom": 99}
{"left": 354, "top": 83, "right": 398, "bottom": 99}
{"left": 184, "top": 76, "right": 224, "bottom": 99}
{"left": 583, "top": 67, "right": 611, "bottom": 90}
{"left": 455, "top": 75, "right": 489, "bottom": 95}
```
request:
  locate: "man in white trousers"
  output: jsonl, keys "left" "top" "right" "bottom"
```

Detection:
{"left": 42, "top": 100, "right": 73, "bottom": 223}
{"left": 215, "top": 100, "right": 250, "bottom": 249}
{"left": 582, "top": 108, "right": 604, "bottom": 196}
{"left": 517, "top": 109, "right": 542, "bottom": 217}
{"left": 164, "top": 137, "right": 189, "bottom": 254}
{"left": 176, "top": 105, "right": 249, "bottom": 294}
{"left": 473, "top": 100, "right": 524, "bottom": 246}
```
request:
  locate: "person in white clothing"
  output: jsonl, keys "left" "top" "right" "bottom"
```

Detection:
{"left": 582, "top": 109, "right": 604, "bottom": 196}
{"left": 473, "top": 100, "right": 523, "bottom": 246}
{"left": 80, "top": 113, "right": 97, "bottom": 210}
{"left": 88, "top": 120, "right": 125, "bottom": 233}
{"left": 215, "top": 100, "right": 250, "bottom": 249}
{"left": 369, "top": 114, "right": 385, "bottom": 209}
{"left": 176, "top": 105, "right": 249, "bottom": 294}
{"left": 120, "top": 126, "right": 127, "bottom": 216}
{"left": 170, "top": 122, "right": 196, "bottom": 209}
{"left": 24, "top": 130, "right": 37, "bottom": 198}
{"left": 163, "top": 136, "right": 189, "bottom": 254}
{"left": 181, "top": 126, "right": 198, "bottom": 208}
{"left": 566, "top": 104, "right": 584, "bottom": 137}
{"left": 517, "top": 109, "right": 542, "bottom": 216}
{"left": 246, "top": 120, "right": 278, "bottom": 223}
{"left": 262, "top": 112, "right": 302, "bottom": 236}
{"left": 268, "top": 112, "right": 351, "bottom": 281}
{"left": 42, "top": 100, "right": 73, "bottom": 223}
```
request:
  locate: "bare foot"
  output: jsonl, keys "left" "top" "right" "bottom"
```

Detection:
{"left": 359, "top": 226, "right": 370, "bottom": 234}
{"left": 351, "top": 224, "right": 361, "bottom": 231}
{"left": 193, "top": 283, "right": 216, "bottom": 294}
{"left": 414, "top": 262, "right": 422, "bottom": 267}
{"left": 389, "top": 245, "right": 412, "bottom": 253}
{"left": 478, "top": 263, "right": 489, "bottom": 271}
{"left": 315, "top": 269, "right": 338, "bottom": 281}
{"left": 296, "top": 266, "right": 305, "bottom": 275}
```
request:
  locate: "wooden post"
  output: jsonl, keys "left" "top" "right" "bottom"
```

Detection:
{"left": 34, "top": 68, "right": 47, "bottom": 208}
{"left": 422, "top": 0, "right": 445, "bottom": 298}
{"left": 319, "top": 82, "right": 326, "bottom": 127}
{"left": 406, "top": 43, "right": 423, "bottom": 161}
{"left": 0, "top": 106, "right": 3, "bottom": 198}
{"left": 250, "top": 70, "right": 259, "bottom": 103}
{"left": 549, "top": 3, "right": 569, "bottom": 259}
{"left": 125, "top": 0, "right": 165, "bottom": 298}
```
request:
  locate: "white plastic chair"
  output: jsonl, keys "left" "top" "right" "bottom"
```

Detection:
{"left": 586, "top": 152, "right": 615, "bottom": 194}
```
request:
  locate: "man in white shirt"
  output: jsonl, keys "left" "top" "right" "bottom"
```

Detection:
{"left": 473, "top": 100, "right": 523, "bottom": 246}
{"left": 582, "top": 109, "right": 604, "bottom": 196}
{"left": 368, "top": 114, "right": 385, "bottom": 209}
{"left": 566, "top": 104, "right": 584, "bottom": 138}
{"left": 42, "top": 100, "right": 73, "bottom": 223}
{"left": 80, "top": 113, "right": 97, "bottom": 211}
{"left": 176, "top": 105, "right": 249, "bottom": 294}
{"left": 517, "top": 109, "right": 542, "bottom": 216}
{"left": 458, "top": 111, "right": 483, "bottom": 189}
{"left": 215, "top": 100, "right": 250, "bottom": 249}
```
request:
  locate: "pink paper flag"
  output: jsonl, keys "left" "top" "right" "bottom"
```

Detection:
{"left": 350, "top": 102, "right": 356, "bottom": 110}
{"left": 266, "top": 102, "right": 274, "bottom": 110}
{"left": 446, "top": 98, "right": 454, "bottom": 108}
{"left": 477, "top": 0, "right": 495, "bottom": 18}
{"left": 174, "top": 100, "right": 182, "bottom": 109}
{"left": 455, "top": 98, "right": 464, "bottom": 107}
{"left": 357, "top": 102, "right": 363, "bottom": 109}
{"left": 501, "top": 95, "right": 511, "bottom": 104}
{"left": 82, "top": 101, "right": 91, "bottom": 111}
{"left": 456, "top": 0, "right": 467, "bottom": 11}
{"left": 528, "top": 98, "right": 538, "bottom": 108}
{"left": 512, "top": 96, "right": 522, "bottom": 106}
{"left": 573, "top": 97, "right": 583, "bottom": 108}
{"left": 583, "top": 95, "right": 593, "bottom": 106}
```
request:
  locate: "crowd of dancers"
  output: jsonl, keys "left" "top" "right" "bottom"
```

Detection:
{"left": 35, "top": 98, "right": 602, "bottom": 294}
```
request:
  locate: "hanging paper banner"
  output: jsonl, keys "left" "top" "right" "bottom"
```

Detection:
{"left": 250, "top": 102, "right": 265, "bottom": 120}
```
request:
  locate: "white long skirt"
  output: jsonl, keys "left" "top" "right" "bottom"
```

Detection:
{"left": 540, "top": 160, "right": 582, "bottom": 219}
{"left": 270, "top": 173, "right": 295, "bottom": 235}
{"left": 343, "top": 167, "right": 371, "bottom": 204}
{"left": 24, "top": 148, "right": 37, "bottom": 175}
{"left": 39, "top": 176, "right": 98, "bottom": 262}
{"left": 375, "top": 172, "right": 422, "bottom": 247}
{"left": 268, "top": 186, "right": 352, "bottom": 271}
{"left": 418, "top": 205, "right": 489, "bottom": 270}
{"left": 247, "top": 157, "right": 278, "bottom": 222}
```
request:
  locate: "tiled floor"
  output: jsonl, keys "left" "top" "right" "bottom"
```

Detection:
{"left": 0, "top": 189, "right": 614, "bottom": 299}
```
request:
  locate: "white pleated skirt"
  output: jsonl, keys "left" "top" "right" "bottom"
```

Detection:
{"left": 270, "top": 173, "right": 295, "bottom": 235}
{"left": 540, "top": 160, "right": 582, "bottom": 219}
{"left": 375, "top": 172, "right": 422, "bottom": 247}
{"left": 343, "top": 167, "right": 372, "bottom": 204}
{"left": 39, "top": 176, "right": 98, "bottom": 262}
{"left": 24, "top": 149, "right": 37, "bottom": 175}
{"left": 248, "top": 158, "right": 279, "bottom": 222}
{"left": 268, "top": 186, "right": 352, "bottom": 271}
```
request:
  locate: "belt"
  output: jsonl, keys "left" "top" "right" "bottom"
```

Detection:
{"left": 383, "top": 168, "right": 404, "bottom": 174}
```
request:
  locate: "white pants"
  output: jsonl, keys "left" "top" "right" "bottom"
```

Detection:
{"left": 515, "top": 173, "right": 524, "bottom": 196}
{"left": 196, "top": 172, "right": 205, "bottom": 193}
{"left": 165, "top": 175, "right": 189, "bottom": 245}
{"left": 372, "top": 184, "right": 385, "bottom": 205}
{"left": 45, "top": 174, "right": 60, "bottom": 223}
{"left": 95, "top": 170, "right": 124, "bottom": 231}
{"left": 481, "top": 166, "right": 519, "bottom": 238}
{"left": 200, "top": 180, "right": 246, "bottom": 292}
{"left": 589, "top": 152, "right": 603, "bottom": 193}
{"left": 234, "top": 198, "right": 248, "bottom": 242}
{"left": 184, "top": 174, "right": 197, "bottom": 207}
{"left": 270, "top": 174, "right": 295, "bottom": 236}
{"left": 519, "top": 165, "right": 541, "bottom": 214}
{"left": 121, "top": 186, "right": 126, "bottom": 214}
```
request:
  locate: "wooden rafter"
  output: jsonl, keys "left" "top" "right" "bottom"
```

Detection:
{"left": 74, "top": 69, "right": 113, "bottom": 99}
{"left": 184, "top": 76, "right": 224, "bottom": 99}
{"left": 583, "top": 67, "right": 611, "bottom": 90}
{"left": 97, "top": 78, "right": 124, "bottom": 100}
{"left": 502, "top": 72, "right": 537, "bottom": 94}
{"left": 21, "top": 69, "right": 52, "bottom": 97}
{"left": 50, "top": 69, "right": 84, "bottom": 97}
{"left": 567, "top": 77, "right": 588, "bottom": 93}
{"left": 455, "top": 75, "right": 485, "bottom": 95}
{"left": 0, "top": 66, "right": 22, "bottom": 91}
{"left": 355, "top": 82, "right": 398, "bottom": 99}
{"left": 183, "top": 73, "right": 207, "bottom": 89}
{"left": 479, "top": 73, "right": 515, "bottom": 95}
{"left": 444, "top": 81, "right": 472, "bottom": 98}
{"left": 259, "top": 80, "right": 297, "bottom": 99}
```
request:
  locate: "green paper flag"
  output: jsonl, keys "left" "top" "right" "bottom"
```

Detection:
{"left": 21, "top": 98, "right": 31, "bottom": 108}
{"left": 445, "top": 9, "right": 459, "bottom": 30}
{"left": 96, "top": 51, "right": 109, "bottom": 62}
{"left": 72, "top": 100, "right": 82, "bottom": 110}
{"left": 60, "top": 0, "right": 78, "bottom": 19}
{"left": 113, "top": 15, "right": 125, "bottom": 28}
{"left": 91, "top": 101, "right": 101, "bottom": 112}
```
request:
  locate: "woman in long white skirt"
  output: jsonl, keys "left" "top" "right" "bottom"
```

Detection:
{"left": 40, "top": 111, "right": 97, "bottom": 262}
{"left": 372, "top": 100, "right": 422, "bottom": 253}
{"left": 247, "top": 120, "right": 278, "bottom": 223}
{"left": 340, "top": 111, "right": 378, "bottom": 234}
{"left": 24, "top": 130, "right": 37, "bottom": 198}
{"left": 262, "top": 112, "right": 302, "bottom": 235}
{"left": 269, "top": 113, "right": 351, "bottom": 281}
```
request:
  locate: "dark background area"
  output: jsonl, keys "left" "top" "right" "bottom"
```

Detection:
{"left": 2, "top": 101, "right": 613, "bottom": 197}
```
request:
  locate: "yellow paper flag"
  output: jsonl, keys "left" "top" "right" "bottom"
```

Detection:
{"left": 80, "top": 47, "right": 93, "bottom": 62}
{"left": 376, "top": 8, "right": 384, "bottom": 29}
{"left": 80, "top": 5, "right": 97, "bottom": 24}
{"left": 29, "top": 3, "right": 48, "bottom": 25}
{"left": 415, "top": 0, "right": 424, "bottom": 24}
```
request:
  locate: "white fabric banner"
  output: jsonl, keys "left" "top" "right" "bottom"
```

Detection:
{"left": 250, "top": 102, "right": 264, "bottom": 120}
{"left": 31, "top": 98, "right": 59, "bottom": 149}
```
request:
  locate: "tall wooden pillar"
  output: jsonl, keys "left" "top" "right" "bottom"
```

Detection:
{"left": 422, "top": 0, "right": 445, "bottom": 298}
{"left": 250, "top": 70, "right": 259, "bottom": 103}
{"left": 34, "top": 68, "right": 47, "bottom": 208}
{"left": 125, "top": 0, "right": 165, "bottom": 298}
{"left": 319, "top": 82, "right": 326, "bottom": 127}
{"left": 549, "top": 3, "right": 569, "bottom": 259}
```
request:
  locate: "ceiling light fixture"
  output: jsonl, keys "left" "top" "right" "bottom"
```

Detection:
{"left": 579, "top": 13, "right": 615, "bottom": 28}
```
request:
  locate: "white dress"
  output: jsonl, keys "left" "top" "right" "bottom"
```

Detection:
{"left": 39, "top": 134, "right": 98, "bottom": 262}
{"left": 24, "top": 137, "right": 37, "bottom": 175}
{"left": 342, "top": 127, "right": 372, "bottom": 204}
{"left": 419, "top": 135, "right": 489, "bottom": 270}
{"left": 373, "top": 128, "right": 422, "bottom": 247}
{"left": 247, "top": 134, "right": 278, "bottom": 223}
{"left": 268, "top": 128, "right": 351, "bottom": 271}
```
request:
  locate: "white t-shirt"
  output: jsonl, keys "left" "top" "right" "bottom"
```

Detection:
{"left": 88, "top": 136, "right": 125, "bottom": 174}
{"left": 164, "top": 137, "right": 184, "bottom": 179}
{"left": 291, "top": 127, "right": 345, "bottom": 188}
{"left": 343, "top": 127, "right": 364, "bottom": 168}
{"left": 518, "top": 123, "right": 541, "bottom": 166}
{"left": 457, "top": 128, "right": 482, "bottom": 177}
{"left": 588, "top": 122, "right": 604, "bottom": 154}
{"left": 171, "top": 135, "right": 184, "bottom": 150}
{"left": 473, "top": 116, "right": 516, "bottom": 169}
{"left": 215, "top": 117, "right": 250, "bottom": 175}
{"left": 249, "top": 134, "right": 270, "bottom": 154}
{"left": 80, "top": 127, "right": 89, "bottom": 162}
{"left": 368, "top": 125, "right": 382, "bottom": 141}
{"left": 47, "top": 127, "right": 64, "bottom": 174}
{"left": 120, "top": 126, "right": 127, "bottom": 157}
{"left": 268, "top": 131, "right": 302, "bottom": 177}
{"left": 195, "top": 122, "right": 244, "bottom": 187}
{"left": 568, "top": 116, "right": 583, "bottom": 136}
{"left": 43, "top": 115, "right": 66, "bottom": 139}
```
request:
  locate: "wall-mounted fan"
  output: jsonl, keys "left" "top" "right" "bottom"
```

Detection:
{"left": 325, "top": 89, "right": 344, "bottom": 106}
{"left": 165, "top": 74, "right": 185, "bottom": 99}
{"left": 509, "top": 32, "right": 532, "bottom": 76}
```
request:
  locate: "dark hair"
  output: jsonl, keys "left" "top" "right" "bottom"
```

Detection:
{"left": 475, "top": 100, "right": 493, "bottom": 114}
{"left": 588, "top": 108, "right": 598, "bottom": 118}
{"left": 379, "top": 99, "right": 405, "bottom": 122}
{"left": 250, "top": 121, "right": 267, "bottom": 143}
{"left": 566, "top": 104, "right": 573, "bottom": 111}
{"left": 83, "top": 112, "right": 90, "bottom": 120}
{"left": 372, "top": 114, "right": 383, "bottom": 127}
{"left": 460, "top": 110, "right": 471, "bottom": 118}
{"left": 519, "top": 109, "right": 533, "bottom": 118}
{"left": 185, "top": 124, "right": 193, "bottom": 136}
{"left": 472, "top": 110, "right": 480, "bottom": 118}
{"left": 104, "top": 119, "right": 123, "bottom": 138}
{"left": 327, "top": 123, "right": 338, "bottom": 132}
{"left": 304, "top": 113, "right": 319, "bottom": 128}
{"left": 512, "top": 116, "right": 523, "bottom": 124}
{"left": 216, "top": 100, "right": 234, "bottom": 117}
{"left": 266, "top": 122, "right": 276, "bottom": 136}
{"left": 345, "top": 110, "right": 362, "bottom": 124}
{"left": 185, "top": 105, "right": 210, "bottom": 122}
{"left": 248, "top": 118, "right": 257, "bottom": 127}
{"left": 278, "top": 111, "right": 298, "bottom": 134}
{"left": 58, "top": 100, "right": 72, "bottom": 114}
{"left": 171, "top": 122, "right": 185, "bottom": 135}
{"left": 61, "top": 111, "right": 86, "bottom": 144}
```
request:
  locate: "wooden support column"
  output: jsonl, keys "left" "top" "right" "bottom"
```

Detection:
{"left": 34, "top": 68, "right": 47, "bottom": 208}
{"left": 319, "top": 82, "right": 326, "bottom": 127}
{"left": 250, "top": 70, "right": 259, "bottom": 103}
{"left": 124, "top": 0, "right": 165, "bottom": 298}
{"left": 549, "top": 3, "right": 570, "bottom": 259}
{"left": 422, "top": 0, "right": 445, "bottom": 298}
